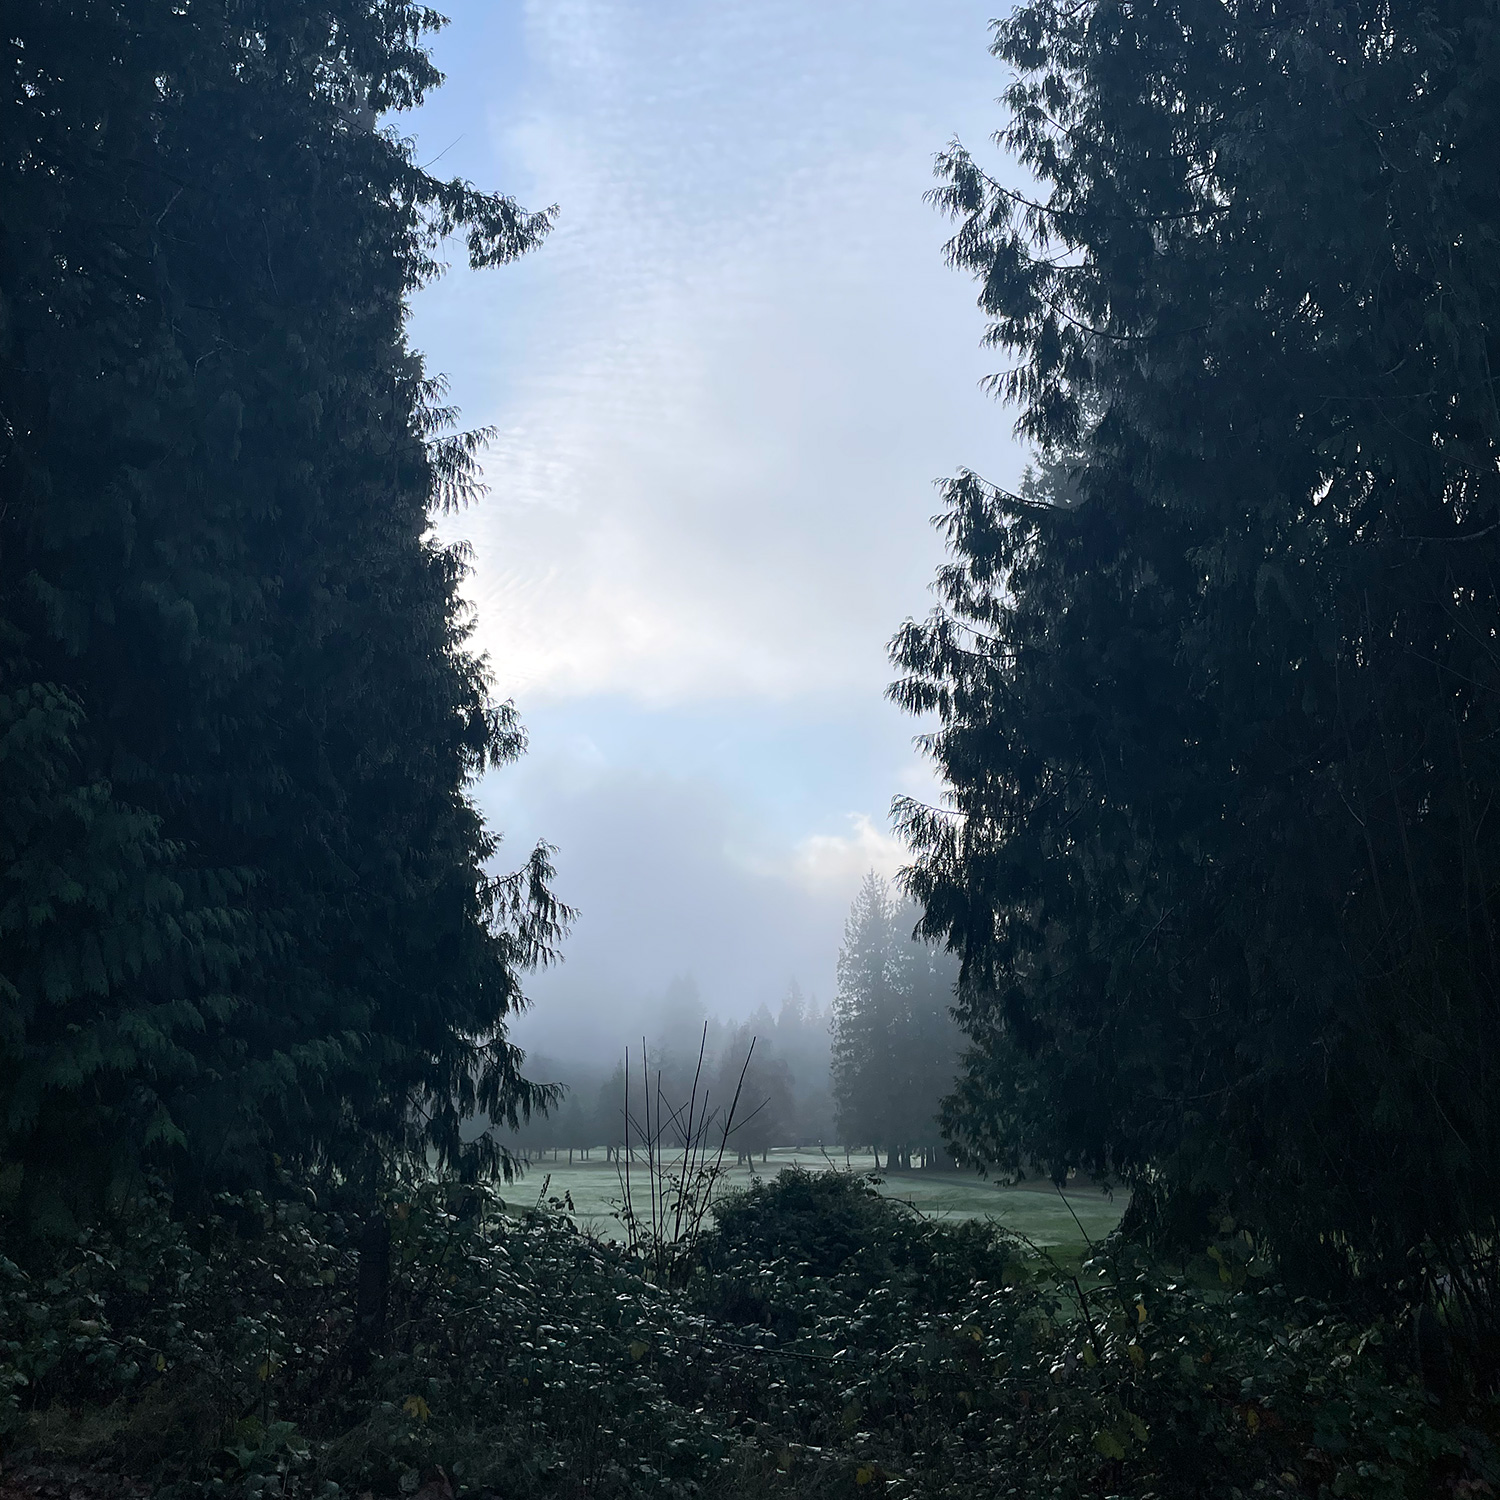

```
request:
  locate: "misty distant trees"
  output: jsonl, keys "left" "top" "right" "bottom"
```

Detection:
{"left": 767, "top": 983, "right": 837, "bottom": 1145}
{"left": 831, "top": 876, "right": 961, "bottom": 1170}
{"left": 502, "top": 906, "right": 963, "bottom": 1172}
{"left": 501, "top": 979, "right": 835, "bottom": 1162}
{"left": 714, "top": 1029, "right": 794, "bottom": 1165}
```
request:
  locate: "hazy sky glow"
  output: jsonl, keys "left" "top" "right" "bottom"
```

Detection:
{"left": 405, "top": 1, "right": 1023, "bottom": 1061}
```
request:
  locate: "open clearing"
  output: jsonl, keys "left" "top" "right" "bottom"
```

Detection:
{"left": 500, "top": 1146, "right": 1125, "bottom": 1251}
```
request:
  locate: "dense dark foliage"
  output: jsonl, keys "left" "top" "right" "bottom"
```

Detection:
{"left": 0, "top": 1, "right": 563, "bottom": 1227}
{"left": 2, "top": 1169, "right": 1492, "bottom": 1499}
{"left": 891, "top": 0, "right": 1500, "bottom": 1285}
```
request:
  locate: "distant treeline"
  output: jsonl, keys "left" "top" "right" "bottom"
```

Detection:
{"left": 501, "top": 982, "right": 833, "bottom": 1166}
{"left": 501, "top": 876, "right": 962, "bottom": 1171}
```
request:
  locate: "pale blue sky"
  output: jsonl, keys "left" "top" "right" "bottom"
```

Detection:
{"left": 403, "top": 1, "right": 1023, "bottom": 1060}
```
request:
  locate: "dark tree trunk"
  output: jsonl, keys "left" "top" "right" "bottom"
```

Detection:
{"left": 349, "top": 1209, "right": 391, "bottom": 1374}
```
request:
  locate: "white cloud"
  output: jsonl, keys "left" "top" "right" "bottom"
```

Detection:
{"left": 784, "top": 813, "right": 909, "bottom": 892}
{"left": 416, "top": 0, "right": 1019, "bottom": 709}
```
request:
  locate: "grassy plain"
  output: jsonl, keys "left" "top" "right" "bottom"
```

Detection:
{"left": 501, "top": 1145, "right": 1125, "bottom": 1250}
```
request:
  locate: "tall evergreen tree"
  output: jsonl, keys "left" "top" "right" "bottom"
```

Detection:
{"left": 832, "top": 875, "right": 959, "bottom": 1169}
{"left": 892, "top": 0, "right": 1500, "bottom": 1278}
{"left": 1, "top": 1, "right": 563, "bottom": 1227}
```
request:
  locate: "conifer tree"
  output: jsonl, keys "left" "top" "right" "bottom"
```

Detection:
{"left": 893, "top": 0, "right": 1500, "bottom": 1275}
{"left": 831, "top": 876, "right": 959, "bottom": 1169}
{"left": 1, "top": 1, "right": 562, "bottom": 1225}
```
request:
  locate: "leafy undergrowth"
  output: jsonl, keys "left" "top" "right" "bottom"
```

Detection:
{"left": 0, "top": 1170, "right": 1495, "bottom": 1499}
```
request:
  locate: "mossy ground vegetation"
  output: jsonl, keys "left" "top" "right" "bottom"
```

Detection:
{"left": 1, "top": 1169, "right": 1496, "bottom": 1499}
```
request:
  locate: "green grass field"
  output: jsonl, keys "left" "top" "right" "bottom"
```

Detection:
{"left": 500, "top": 1146, "right": 1125, "bottom": 1252}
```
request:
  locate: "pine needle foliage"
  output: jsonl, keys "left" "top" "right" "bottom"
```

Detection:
{"left": 891, "top": 0, "right": 1500, "bottom": 1287}
{"left": 0, "top": 1, "right": 565, "bottom": 1228}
